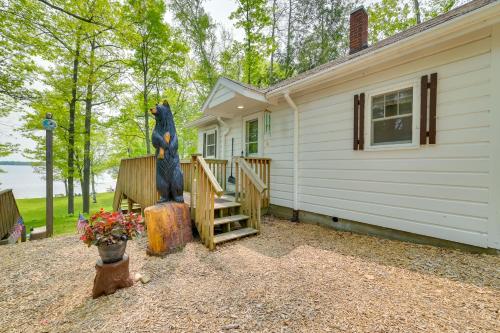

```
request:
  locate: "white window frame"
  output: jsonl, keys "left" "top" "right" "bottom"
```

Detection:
{"left": 242, "top": 113, "right": 263, "bottom": 157}
{"left": 364, "top": 79, "right": 421, "bottom": 151}
{"left": 203, "top": 128, "right": 217, "bottom": 159}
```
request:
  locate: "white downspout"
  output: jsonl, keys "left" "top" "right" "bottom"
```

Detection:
{"left": 284, "top": 92, "right": 299, "bottom": 220}
{"left": 217, "top": 117, "right": 230, "bottom": 160}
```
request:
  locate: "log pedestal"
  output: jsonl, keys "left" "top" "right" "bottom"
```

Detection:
{"left": 92, "top": 254, "right": 133, "bottom": 299}
{"left": 144, "top": 202, "right": 192, "bottom": 256}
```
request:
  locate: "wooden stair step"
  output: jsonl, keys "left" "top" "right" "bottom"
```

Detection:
{"left": 214, "top": 201, "right": 241, "bottom": 210}
{"left": 214, "top": 214, "right": 249, "bottom": 226}
{"left": 214, "top": 227, "right": 258, "bottom": 244}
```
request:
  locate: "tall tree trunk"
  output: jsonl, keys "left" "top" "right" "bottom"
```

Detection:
{"left": 285, "top": 0, "right": 293, "bottom": 78}
{"left": 83, "top": 38, "right": 96, "bottom": 213}
{"left": 64, "top": 178, "right": 68, "bottom": 197}
{"left": 68, "top": 33, "right": 81, "bottom": 215}
{"left": 269, "top": 0, "right": 278, "bottom": 84}
{"left": 413, "top": 0, "right": 421, "bottom": 24}
{"left": 91, "top": 170, "right": 97, "bottom": 203}
{"left": 143, "top": 86, "right": 150, "bottom": 154}
{"left": 142, "top": 43, "right": 150, "bottom": 154}
{"left": 245, "top": 6, "right": 251, "bottom": 84}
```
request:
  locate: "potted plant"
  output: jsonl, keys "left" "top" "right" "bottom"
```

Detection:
{"left": 78, "top": 209, "right": 144, "bottom": 263}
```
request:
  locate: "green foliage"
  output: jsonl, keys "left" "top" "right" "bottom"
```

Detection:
{"left": 0, "top": 0, "right": 39, "bottom": 115}
{"left": 230, "top": 0, "right": 271, "bottom": 86}
{"left": 368, "top": 0, "right": 417, "bottom": 44}
{"left": 293, "top": 0, "right": 351, "bottom": 73}
{"left": 423, "top": 0, "right": 460, "bottom": 19}
{"left": 170, "top": 0, "right": 219, "bottom": 99}
{"left": 368, "top": 0, "right": 462, "bottom": 44}
{"left": 121, "top": 0, "right": 188, "bottom": 154}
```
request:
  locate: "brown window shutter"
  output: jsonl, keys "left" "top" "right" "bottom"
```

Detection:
{"left": 429, "top": 73, "right": 437, "bottom": 144}
{"left": 359, "top": 93, "right": 365, "bottom": 150}
{"left": 353, "top": 93, "right": 365, "bottom": 150}
{"left": 353, "top": 94, "right": 359, "bottom": 150}
{"left": 420, "top": 75, "right": 428, "bottom": 145}
{"left": 420, "top": 73, "right": 438, "bottom": 145}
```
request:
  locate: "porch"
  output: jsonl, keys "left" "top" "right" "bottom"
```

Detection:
{"left": 113, "top": 155, "right": 271, "bottom": 250}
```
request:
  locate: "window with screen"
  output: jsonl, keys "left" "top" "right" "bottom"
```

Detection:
{"left": 371, "top": 88, "right": 413, "bottom": 146}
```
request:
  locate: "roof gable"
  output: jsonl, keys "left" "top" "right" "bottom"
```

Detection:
{"left": 201, "top": 77, "right": 268, "bottom": 116}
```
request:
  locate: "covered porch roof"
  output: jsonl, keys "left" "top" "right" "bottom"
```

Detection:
{"left": 200, "top": 77, "right": 269, "bottom": 118}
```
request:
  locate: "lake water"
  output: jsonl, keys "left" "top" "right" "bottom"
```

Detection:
{"left": 0, "top": 165, "right": 116, "bottom": 199}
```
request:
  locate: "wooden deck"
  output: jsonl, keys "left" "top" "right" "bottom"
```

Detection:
{"left": 113, "top": 155, "right": 269, "bottom": 249}
{"left": 182, "top": 191, "right": 237, "bottom": 209}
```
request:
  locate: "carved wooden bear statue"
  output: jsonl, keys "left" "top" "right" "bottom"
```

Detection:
{"left": 150, "top": 100, "right": 184, "bottom": 203}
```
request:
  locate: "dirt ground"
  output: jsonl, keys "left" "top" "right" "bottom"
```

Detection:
{"left": 0, "top": 217, "right": 499, "bottom": 333}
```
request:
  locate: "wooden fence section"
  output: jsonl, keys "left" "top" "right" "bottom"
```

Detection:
{"left": 243, "top": 157, "right": 271, "bottom": 208}
{"left": 191, "top": 155, "right": 224, "bottom": 250}
{"left": 0, "top": 189, "right": 21, "bottom": 240}
{"left": 205, "top": 159, "right": 227, "bottom": 192}
{"left": 113, "top": 155, "right": 157, "bottom": 212}
{"left": 180, "top": 160, "right": 192, "bottom": 193}
{"left": 234, "top": 158, "right": 267, "bottom": 232}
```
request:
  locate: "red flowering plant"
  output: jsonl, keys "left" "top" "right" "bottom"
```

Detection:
{"left": 79, "top": 208, "right": 144, "bottom": 247}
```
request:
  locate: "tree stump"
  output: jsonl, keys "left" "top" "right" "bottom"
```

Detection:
{"left": 145, "top": 202, "right": 192, "bottom": 256}
{"left": 92, "top": 254, "right": 133, "bottom": 299}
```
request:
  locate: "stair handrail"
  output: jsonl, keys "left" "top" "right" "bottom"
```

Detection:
{"left": 191, "top": 154, "right": 223, "bottom": 250}
{"left": 204, "top": 158, "right": 228, "bottom": 191}
{"left": 112, "top": 155, "right": 157, "bottom": 212}
{"left": 234, "top": 157, "right": 267, "bottom": 232}
{"left": 243, "top": 157, "right": 271, "bottom": 208}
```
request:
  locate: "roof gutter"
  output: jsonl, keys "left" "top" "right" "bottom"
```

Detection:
{"left": 186, "top": 115, "right": 217, "bottom": 128}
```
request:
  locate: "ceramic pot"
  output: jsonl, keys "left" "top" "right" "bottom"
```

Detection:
{"left": 98, "top": 240, "right": 127, "bottom": 264}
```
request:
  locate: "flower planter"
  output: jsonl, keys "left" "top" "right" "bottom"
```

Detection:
{"left": 98, "top": 240, "right": 127, "bottom": 264}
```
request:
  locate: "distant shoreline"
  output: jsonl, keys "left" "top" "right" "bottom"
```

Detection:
{"left": 16, "top": 191, "right": 114, "bottom": 200}
{"left": 0, "top": 161, "right": 42, "bottom": 166}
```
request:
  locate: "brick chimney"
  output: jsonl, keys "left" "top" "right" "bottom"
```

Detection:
{"left": 349, "top": 7, "right": 368, "bottom": 55}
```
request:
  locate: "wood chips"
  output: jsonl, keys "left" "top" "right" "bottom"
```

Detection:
{"left": 0, "top": 217, "right": 499, "bottom": 332}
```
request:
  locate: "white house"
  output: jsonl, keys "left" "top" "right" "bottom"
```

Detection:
{"left": 188, "top": 0, "right": 500, "bottom": 250}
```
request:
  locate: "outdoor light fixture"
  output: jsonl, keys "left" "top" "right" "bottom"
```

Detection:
{"left": 237, "top": 105, "right": 244, "bottom": 109}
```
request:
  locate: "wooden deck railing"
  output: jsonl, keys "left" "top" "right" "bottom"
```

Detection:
{"left": 234, "top": 158, "right": 267, "bottom": 232}
{"left": 205, "top": 159, "right": 227, "bottom": 191}
{"left": 0, "top": 189, "right": 22, "bottom": 240}
{"left": 113, "top": 155, "right": 157, "bottom": 212}
{"left": 191, "top": 155, "right": 224, "bottom": 250}
{"left": 243, "top": 157, "right": 271, "bottom": 208}
{"left": 180, "top": 160, "right": 192, "bottom": 193}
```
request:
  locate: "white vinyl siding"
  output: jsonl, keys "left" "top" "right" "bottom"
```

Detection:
{"left": 263, "top": 107, "right": 294, "bottom": 208}
{"left": 293, "top": 33, "right": 493, "bottom": 248}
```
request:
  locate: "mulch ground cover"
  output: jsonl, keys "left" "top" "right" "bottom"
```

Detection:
{"left": 0, "top": 217, "right": 499, "bottom": 332}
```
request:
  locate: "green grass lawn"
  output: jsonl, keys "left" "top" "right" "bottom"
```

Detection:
{"left": 17, "top": 192, "right": 115, "bottom": 236}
